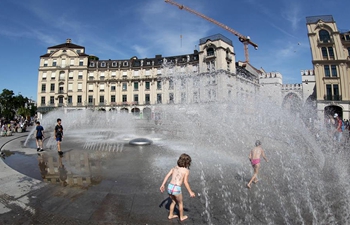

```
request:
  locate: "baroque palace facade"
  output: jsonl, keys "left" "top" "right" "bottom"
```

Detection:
{"left": 36, "top": 34, "right": 263, "bottom": 117}
{"left": 36, "top": 33, "right": 319, "bottom": 119}
{"left": 306, "top": 15, "right": 350, "bottom": 120}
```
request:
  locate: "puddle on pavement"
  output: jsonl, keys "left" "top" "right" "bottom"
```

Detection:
{"left": 1, "top": 138, "right": 160, "bottom": 189}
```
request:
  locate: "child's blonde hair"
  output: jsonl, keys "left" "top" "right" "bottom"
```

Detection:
{"left": 177, "top": 153, "right": 192, "bottom": 169}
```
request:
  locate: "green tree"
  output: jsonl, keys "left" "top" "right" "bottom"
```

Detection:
{"left": 0, "top": 89, "right": 35, "bottom": 120}
{"left": 0, "top": 89, "right": 16, "bottom": 120}
{"left": 17, "top": 107, "right": 31, "bottom": 118}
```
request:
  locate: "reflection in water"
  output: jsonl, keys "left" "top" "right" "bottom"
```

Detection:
{"left": 58, "top": 156, "right": 68, "bottom": 186}
{"left": 38, "top": 150, "right": 106, "bottom": 188}
{"left": 37, "top": 153, "right": 48, "bottom": 179}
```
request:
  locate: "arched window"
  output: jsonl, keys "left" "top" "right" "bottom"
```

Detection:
{"left": 207, "top": 47, "right": 215, "bottom": 56}
{"left": 319, "top": 30, "right": 331, "bottom": 43}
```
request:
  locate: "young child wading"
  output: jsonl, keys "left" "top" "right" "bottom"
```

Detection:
{"left": 160, "top": 153, "right": 195, "bottom": 221}
{"left": 247, "top": 140, "right": 268, "bottom": 189}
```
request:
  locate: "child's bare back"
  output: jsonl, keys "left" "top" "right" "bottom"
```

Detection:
{"left": 169, "top": 166, "right": 188, "bottom": 186}
{"left": 250, "top": 146, "right": 264, "bottom": 160}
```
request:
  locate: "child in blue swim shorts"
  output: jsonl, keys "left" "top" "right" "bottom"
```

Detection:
{"left": 160, "top": 153, "right": 195, "bottom": 222}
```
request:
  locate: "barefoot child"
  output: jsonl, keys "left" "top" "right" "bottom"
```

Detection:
{"left": 247, "top": 140, "right": 268, "bottom": 189}
{"left": 160, "top": 153, "right": 195, "bottom": 221}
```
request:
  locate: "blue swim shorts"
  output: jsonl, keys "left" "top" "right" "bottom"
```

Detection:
{"left": 167, "top": 183, "right": 181, "bottom": 195}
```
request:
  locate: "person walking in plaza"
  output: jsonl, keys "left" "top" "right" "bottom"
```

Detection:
{"left": 247, "top": 140, "right": 268, "bottom": 189}
{"left": 35, "top": 121, "right": 45, "bottom": 152}
{"left": 54, "top": 118, "right": 64, "bottom": 155}
{"left": 333, "top": 113, "right": 343, "bottom": 143}
{"left": 160, "top": 153, "right": 195, "bottom": 222}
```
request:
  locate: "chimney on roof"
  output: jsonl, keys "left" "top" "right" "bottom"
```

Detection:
{"left": 66, "top": 38, "right": 72, "bottom": 43}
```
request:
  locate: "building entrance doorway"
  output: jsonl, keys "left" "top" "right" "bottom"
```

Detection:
{"left": 324, "top": 105, "right": 342, "bottom": 119}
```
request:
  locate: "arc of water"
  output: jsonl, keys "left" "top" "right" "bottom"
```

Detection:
{"left": 199, "top": 163, "right": 213, "bottom": 225}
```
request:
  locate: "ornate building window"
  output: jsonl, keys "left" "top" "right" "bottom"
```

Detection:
{"left": 134, "top": 82, "right": 139, "bottom": 91}
{"left": 328, "top": 47, "right": 334, "bottom": 59}
{"left": 77, "top": 95, "right": 82, "bottom": 104}
{"left": 122, "top": 83, "right": 127, "bottom": 91}
{"left": 88, "top": 95, "right": 93, "bottom": 104}
{"left": 321, "top": 47, "right": 327, "bottom": 59}
{"left": 207, "top": 47, "right": 215, "bottom": 56}
{"left": 319, "top": 30, "right": 331, "bottom": 43}
{"left": 50, "top": 96, "right": 54, "bottom": 104}
{"left": 50, "top": 83, "right": 55, "bottom": 92}
{"left": 145, "top": 81, "right": 150, "bottom": 90}
{"left": 324, "top": 65, "right": 330, "bottom": 77}
{"left": 111, "top": 95, "right": 116, "bottom": 103}
{"left": 41, "top": 96, "right": 45, "bottom": 105}
{"left": 122, "top": 95, "right": 127, "bottom": 102}
{"left": 99, "top": 95, "right": 104, "bottom": 104}
{"left": 41, "top": 84, "right": 46, "bottom": 92}
{"left": 331, "top": 65, "right": 337, "bottom": 77}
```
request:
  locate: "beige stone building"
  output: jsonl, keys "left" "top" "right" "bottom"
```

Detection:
{"left": 36, "top": 34, "right": 260, "bottom": 118}
{"left": 306, "top": 15, "right": 350, "bottom": 120}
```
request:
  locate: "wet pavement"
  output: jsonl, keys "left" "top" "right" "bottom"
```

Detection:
{"left": 2, "top": 119, "right": 342, "bottom": 225}
{"left": 0, "top": 127, "right": 207, "bottom": 225}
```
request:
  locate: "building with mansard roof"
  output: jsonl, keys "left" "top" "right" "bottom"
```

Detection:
{"left": 36, "top": 34, "right": 316, "bottom": 119}
{"left": 306, "top": 15, "right": 350, "bottom": 120}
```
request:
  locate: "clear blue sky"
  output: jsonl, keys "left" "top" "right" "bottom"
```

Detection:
{"left": 0, "top": 0, "right": 348, "bottom": 102}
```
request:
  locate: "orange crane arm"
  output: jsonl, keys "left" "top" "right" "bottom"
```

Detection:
{"left": 165, "top": 0, "right": 258, "bottom": 62}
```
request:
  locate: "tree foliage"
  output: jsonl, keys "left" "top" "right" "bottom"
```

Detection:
{"left": 0, "top": 89, "right": 37, "bottom": 120}
{"left": 17, "top": 107, "right": 31, "bottom": 118}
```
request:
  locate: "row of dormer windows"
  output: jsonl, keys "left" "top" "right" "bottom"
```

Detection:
{"left": 88, "top": 56, "right": 198, "bottom": 68}
{"left": 43, "top": 59, "right": 84, "bottom": 67}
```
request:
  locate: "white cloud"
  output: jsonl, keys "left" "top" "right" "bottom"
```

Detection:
{"left": 129, "top": 0, "right": 213, "bottom": 57}
{"left": 281, "top": 2, "right": 301, "bottom": 31}
{"left": 132, "top": 45, "right": 149, "bottom": 58}
{"left": 269, "top": 23, "right": 299, "bottom": 40}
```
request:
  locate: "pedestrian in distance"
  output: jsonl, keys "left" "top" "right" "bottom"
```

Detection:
{"left": 160, "top": 153, "right": 195, "bottom": 222}
{"left": 35, "top": 121, "right": 45, "bottom": 152}
{"left": 247, "top": 140, "right": 268, "bottom": 189}
{"left": 54, "top": 118, "right": 64, "bottom": 155}
{"left": 333, "top": 113, "right": 343, "bottom": 143}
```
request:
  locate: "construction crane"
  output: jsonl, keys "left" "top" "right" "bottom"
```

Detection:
{"left": 164, "top": 0, "right": 258, "bottom": 63}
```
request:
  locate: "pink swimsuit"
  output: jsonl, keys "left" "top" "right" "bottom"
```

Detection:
{"left": 251, "top": 159, "right": 260, "bottom": 166}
